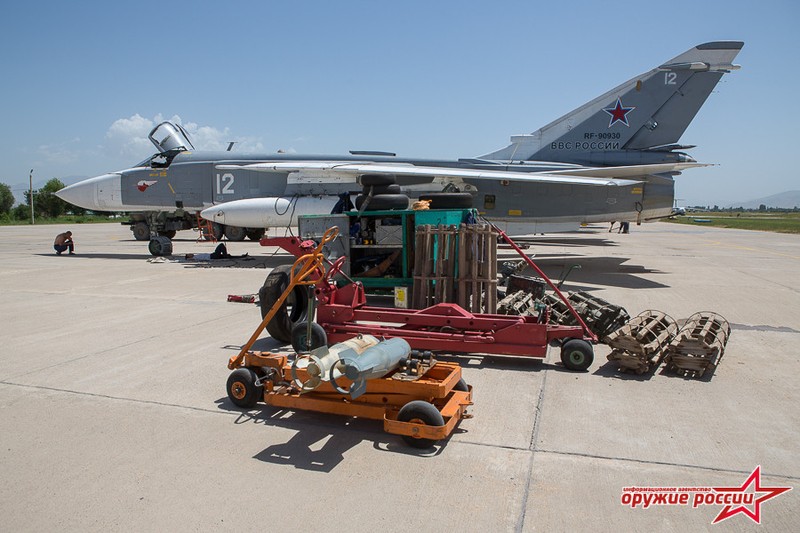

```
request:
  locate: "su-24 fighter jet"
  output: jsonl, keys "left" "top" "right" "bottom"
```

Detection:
{"left": 57, "top": 41, "right": 742, "bottom": 249}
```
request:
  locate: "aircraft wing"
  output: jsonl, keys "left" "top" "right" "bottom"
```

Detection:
{"left": 215, "top": 161, "right": 660, "bottom": 187}
{"left": 545, "top": 162, "right": 709, "bottom": 178}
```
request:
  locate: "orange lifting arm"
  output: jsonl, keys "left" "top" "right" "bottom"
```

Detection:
{"left": 228, "top": 227, "right": 339, "bottom": 369}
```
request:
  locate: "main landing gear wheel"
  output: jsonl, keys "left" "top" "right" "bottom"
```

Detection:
{"left": 259, "top": 264, "right": 311, "bottom": 343}
{"left": 226, "top": 367, "right": 263, "bottom": 408}
{"left": 211, "top": 223, "right": 225, "bottom": 241}
{"left": 158, "top": 230, "right": 177, "bottom": 239}
{"left": 246, "top": 228, "right": 265, "bottom": 241}
{"left": 224, "top": 225, "right": 247, "bottom": 241}
{"left": 397, "top": 400, "right": 445, "bottom": 449}
{"left": 560, "top": 339, "right": 594, "bottom": 371}
{"left": 132, "top": 222, "right": 150, "bottom": 241}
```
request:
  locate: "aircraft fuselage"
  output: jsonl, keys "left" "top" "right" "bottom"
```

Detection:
{"left": 81, "top": 150, "right": 671, "bottom": 234}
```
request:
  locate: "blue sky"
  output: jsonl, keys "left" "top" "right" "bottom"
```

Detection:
{"left": 1, "top": 0, "right": 797, "bottom": 206}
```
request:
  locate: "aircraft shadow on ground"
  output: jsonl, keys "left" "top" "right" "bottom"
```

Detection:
{"left": 516, "top": 256, "right": 669, "bottom": 291}
{"left": 36, "top": 253, "right": 151, "bottom": 261}
{"left": 508, "top": 234, "right": 619, "bottom": 248}
{"left": 181, "top": 255, "right": 291, "bottom": 270}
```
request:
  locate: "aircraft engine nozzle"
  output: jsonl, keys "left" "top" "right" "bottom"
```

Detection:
{"left": 330, "top": 337, "right": 412, "bottom": 399}
{"left": 291, "top": 335, "right": 380, "bottom": 393}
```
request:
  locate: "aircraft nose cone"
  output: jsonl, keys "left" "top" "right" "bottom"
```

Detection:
{"left": 56, "top": 173, "right": 120, "bottom": 210}
{"left": 56, "top": 181, "right": 93, "bottom": 210}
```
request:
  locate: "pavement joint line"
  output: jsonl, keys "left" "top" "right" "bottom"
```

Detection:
{"left": 515, "top": 366, "right": 550, "bottom": 532}
{"left": 4, "top": 319, "right": 247, "bottom": 382}
{"left": 533, "top": 448, "right": 800, "bottom": 483}
{"left": 0, "top": 380, "right": 228, "bottom": 416}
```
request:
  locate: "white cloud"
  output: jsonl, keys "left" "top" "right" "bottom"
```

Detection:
{"left": 105, "top": 114, "right": 158, "bottom": 157}
{"left": 105, "top": 114, "right": 265, "bottom": 156}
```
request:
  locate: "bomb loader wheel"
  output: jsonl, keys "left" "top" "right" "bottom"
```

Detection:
{"left": 560, "top": 339, "right": 594, "bottom": 371}
{"left": 290, "top": 321, "right": 328, "bottom": 353}
{"left": 226, "top": 367, "right": 263, "bottom": 408}
{"left": 397, "top": 400, "right": 445, "bottom": 449}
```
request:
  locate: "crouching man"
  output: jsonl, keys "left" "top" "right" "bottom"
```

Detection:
{"left": 54, "top": 230, "right": 75, "bottom": 255}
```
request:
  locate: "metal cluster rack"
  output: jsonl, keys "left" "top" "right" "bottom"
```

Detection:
{"left": 664, "top": 312, "right": 731, "bottom": 377}
{"left": 605, "top": 310, "right": 679, "bottom": 374}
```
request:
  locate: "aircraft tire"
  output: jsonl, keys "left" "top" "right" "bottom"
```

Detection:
{"left": 148, "top": 236, "right": 173, "bottom": 257}
{"left": 132, "top": 222, "right": 150, "bottom": 241}
{"left": 355, "top": 193, "right": 410, "bottom": 211}
{"left": 418, "top": 192, "right": 473, "bottom": 209}
{"left": 361, "top": 184, "right": 401, "bottom": 195}
{"left": 224, "top": 225, "right": 247, "bottom": 241}
{"left": 158, "top": 230, "right": 177, "bottom": 239}
{"left": 246, "top": 228, "right": 265, "bottom": 241}
{"left": 211, "top": 223, "right": 225, "bottom": 241}
{"left": 259, "top": 264, "right": 311, "bottom": 343}
{"left": 360, "top": 174, "right": 396, "bottom": 186}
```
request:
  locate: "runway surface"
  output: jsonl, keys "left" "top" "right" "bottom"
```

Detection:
{"left": 1, "top": 222, "right": 797, "bottom": 531}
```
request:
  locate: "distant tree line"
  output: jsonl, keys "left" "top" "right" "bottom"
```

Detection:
{"left": 688, "top": 205, "right": 800, "bottom": 213}
{"left": 0, "top": 178, "right": 88, "bottom": 221}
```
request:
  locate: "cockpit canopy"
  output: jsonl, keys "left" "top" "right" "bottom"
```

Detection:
{"left": 149, "top": 121, "right": 195, "bottom": 153}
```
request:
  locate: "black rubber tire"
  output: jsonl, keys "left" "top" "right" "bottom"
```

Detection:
{"left": 148, "top": 236, "right": 173, "bottom": 256}
{"left": 132, "top": 222, "right": 150, "bottom": 241}
{"left": 259, "top": 265, "right": 311, "bottom": 343}
{"left": 290, "top": 322, "right": 328, "bottom": 353}
{"left": 360, "top": 174, "right": 396, "bottom": 186}
{"left": 224, "top": 225, "right": 247, "bottom": 241}
{"left": 362, "top": 183, "right": 401, "bottom": 195}
{"left": 560, "top": 339, "right": 594, "bottom": 371}
{"left": 453, "top": 378, "right": 469, "bottom": 392}
{"left": 418, "top": 192, "right": 473, "bottom": 209}
{"left": 226, "top": 367, "right": 263, "bottom": 408}
{"left": 211, "top": 223, "right": 225, "bottom": 241}
{"left": 397, "top": 400, "right": 445, "bottom": 449}
{"left": 246, "top": 228, "right": 265, "bottom": 241}
{"left": 158, "top": 230, "right": 177, "bottom": 239}
{"left": 355, "top": 193, "right": 410, "bottom": 211}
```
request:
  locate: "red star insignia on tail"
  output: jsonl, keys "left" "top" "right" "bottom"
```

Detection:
{"left": 603, "top": 97, "right": 635, "bottom": 127}
{"left": 712, "top": 466, "right": 792, "bottom": 524}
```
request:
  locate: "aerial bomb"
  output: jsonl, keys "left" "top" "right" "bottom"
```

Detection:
{"left": 330, "top": 337, "right": 412, "bottom": 399}
{"left": 291, "top": 335, "right": 380, "bottom": 392}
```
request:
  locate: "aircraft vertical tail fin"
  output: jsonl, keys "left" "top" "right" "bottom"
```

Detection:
{"left": 480, "top": 41, "right": 743, "bottom": 166}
